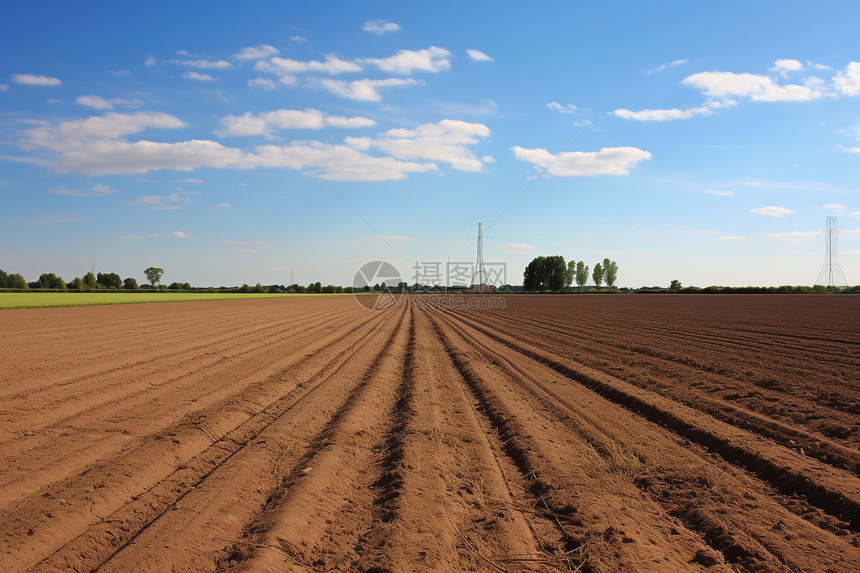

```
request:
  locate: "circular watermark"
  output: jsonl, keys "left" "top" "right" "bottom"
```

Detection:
{"left": 353, "top": 260, "right": 402, "bottom": 311}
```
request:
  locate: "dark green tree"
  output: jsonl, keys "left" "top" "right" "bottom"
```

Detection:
{"left": 83, "top": 272, "right": 98, "bottom": 290}
{"left": 523, "top": 255, "right": 567, "bottom": 290}
{"left": 144, "top": 267, "right": 164, "bottom": 287}
{"left": 565, "top": 260, "right": 576, "bottom": 288}
{"left": 669, "top": 279, "right": 682, "bottom": 291}
{"left": 592, "top": 262, "right": 604, "bottom": 287}
{"left": 39, "top": 273, "right": 67, "bottom": 290}
{"left": 97, "top": 272, "right": 122, "bottom": 289}
{"left": 8, "top": 273, "right": 28, "bottom": 289}
{"left": 0, "top": 269, "right": 8, "bottom": 288}
{"left": 575, "top": 261, "right": 589, "bottom": 289}
{"left": 603, "top": 259, "right": 618, "bottom": 288}
{"left": 123, "top": 277, "right": 139, "bottom": 290}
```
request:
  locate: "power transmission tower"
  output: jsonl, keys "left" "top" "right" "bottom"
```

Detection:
{"left": 815, "top": 216, "right": 848, "bottom": 288}
{"left": 471, "top": 222, "right": 487, "bottom": 291}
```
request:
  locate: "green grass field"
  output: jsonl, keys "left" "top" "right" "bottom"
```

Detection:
{"left": 0, "top": 291, "right": 318, "bottom": 309}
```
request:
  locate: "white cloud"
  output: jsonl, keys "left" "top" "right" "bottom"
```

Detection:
{"left": 16, "top": 111, "right": 451, "bottom": 182}
{"left": 769, "top": 58, "right": 804, "bottom": 77}
{"left": 467, "top": 49, "right": 493, "bottom": 62}
{"left": 144, "top": 55, "right": 157, "bottom": 67}
{"left": 683, "top": 71, "right": 825, "bottom": 102}
{"left": 290, "top": 35, "right": 308, "bottom": 43}
{"left": 614, "top": 107, "right": 697, "bottom": 121}
{"left": 707, "top": 189, "right": 737, "bottom": 197}
{"left": 346, "top": 119, "right": 491, "bottom": 172}
{"left": 749, "top": 206, "right": 796, "bottom": 217}
{"left": 502, "top": 243, "right": 535, "bottom": 253}
{"left": 172, "top": 59, "right": 232, "bottom": 69}
{"left": 248, "top": 77, "right": 277, "bottom": 90}
{"left": 31, "top": 111, "right": 184, "bottom": 142}
{"left": 763, "top": 230, "right": 820, "bottom": 242}
{"left": 13, "top": 74, "right": 61, "bottom": 86}
{"left": 264, "top": 55, "right": 361, "bottom": 75}
{"left": 513, "top": 146, "right": 652, "bottom": 176}
{"left": 234, "top": 44, "right": 280, "bottom": 61}
{"left": 145, "top": 231, "right": 195, "bottom": 239}
{"left": 717, "top": 235, "right": 746, "bottom": 241}
{"left": 363, "top": 47, "right": 452, "bottom": 74}
{"left": 363, "top": 20, "right": 400, "bottom": 34}
{"left": 51, "top": 184, "right": 117, "bottom": 197}
{"left": 0, "top": 84, "right": 9, "bottom": 92}
{"left": 316, "top": 78, "right": 422, "bottom": 101}
{"left": 183, "top": 71, "right": 217, "bottom": 82}
{"left": 833, "top": 61, "right": 860, "bottom": 96}
{"left": 216, "top": 109, "right": 375, "bottom": 137}
{"left": 614, "top": 99, "right": 734, "bottom": 122}
{"left": 215, "top": 203, "right": 232, "bottom": 208}
{"left": 822, "top": 203, "right": 846, "bottom": 212}
{"left": 547, "top": 102, "right": 577, "bottom": 114}
{"left": 644, "top": 58, "right": 689, "bottom": 74}
{"left": 247, "top": 141, "right": 438, "bottom": 181}
{"left": 851, "top": 211, "right": 860, "bottom": 219}
{"left": 76, "top": 95, "right": 113, "bottom": 109}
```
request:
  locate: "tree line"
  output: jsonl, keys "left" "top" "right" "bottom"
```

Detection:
{"left": 523, "top": 256, "right": 618, "bottom": 291}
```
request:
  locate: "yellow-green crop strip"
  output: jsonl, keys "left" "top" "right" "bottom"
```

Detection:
{"left": 0, "top": 292, "right": 331, "bottom": 309}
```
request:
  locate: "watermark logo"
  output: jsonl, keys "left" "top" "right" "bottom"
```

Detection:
{"left": 353, "top": 259, "right": 508, "bottom": 311}
{"left": 353, "top": 260, "right": 402, "bottom": 311}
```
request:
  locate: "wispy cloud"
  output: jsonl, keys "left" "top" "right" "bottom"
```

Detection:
{"left": 171, "top": 58, "right": 232, "bottom": 70}
{"left": 763, "top": 230, "right": 820, "bottom": 242}
{"left": 75, "top": 95, "right": 141, "bottom": 109}
{"left": 750, "top": 206, "right": 796, "bottom": 217}
{"left": 216, "top": 108, "right": 376, "bottom": 137}
{"left": 707, "top": 189, "right": 737, "bottom": 197}
{"left": 146, "top": 230, "right": 196, "bottom": 239}
{"left": 183, "top": 71, "right": 217, "bottom": 82}
{"left": 467, "top": 49, "right": 493, "bottom": 62}
{"left": 362, "top": 20, "right": 400, "bottom": 35}
{"left": 51, "top": 184, "right": 117, "bottom": 197}
{"left": 644, "top": 58, "right": 688, "bottom": 74}
{"left": 547, "top": 102, "right": 577, "bottom": 114}
{"left": 822, "top": 203, "right": 846, "bottom": 212}
{"left": 234, "top": 44, "right": 279, "bottom": 61}
{"left": 316, "top": 77, "right": 422, "bottom": 102}
{"left": 13, "top": 74, "right": 61, "bottom": 86}
{"left": 513, "top": 146, "right": 652, "bottom": 176}
{"left": 502, "top": 243, "right": 535, "bottom": 253}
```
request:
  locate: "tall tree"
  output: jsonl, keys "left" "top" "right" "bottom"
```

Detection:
{"left": 144, "top": 267, "right": 164, "bottom": 287}
{"left": 592, "top": 262, "right": 604, "bottom": 287}
{"left": 123, "top": 277, "right": 139, "bottom": 289}
{"left": 603, "top": 258, "right": 618, "bottom": 288}
{"left": 83, "top": 272, "right": 98, "bottom": 290}
{"left": 523, "top": 255, "right": 567, "bottom": 290}
{"left": 566, "top": 260, "right": 576, "bottom": 288}
{"left": 575, "top": 261, "right": 589, "bottom": 289}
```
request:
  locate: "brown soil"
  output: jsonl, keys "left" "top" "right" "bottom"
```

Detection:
{"left": 0, "top": 294, "right": 857, "bottom": 572}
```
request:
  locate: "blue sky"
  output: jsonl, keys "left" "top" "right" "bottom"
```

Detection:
{"left": 2, "top": 1, "right": 859, "bottom": 288}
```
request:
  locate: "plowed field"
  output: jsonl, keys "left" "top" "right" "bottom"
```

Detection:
{"left": 1, "top": 294, "right": 858, "bottom": 572}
